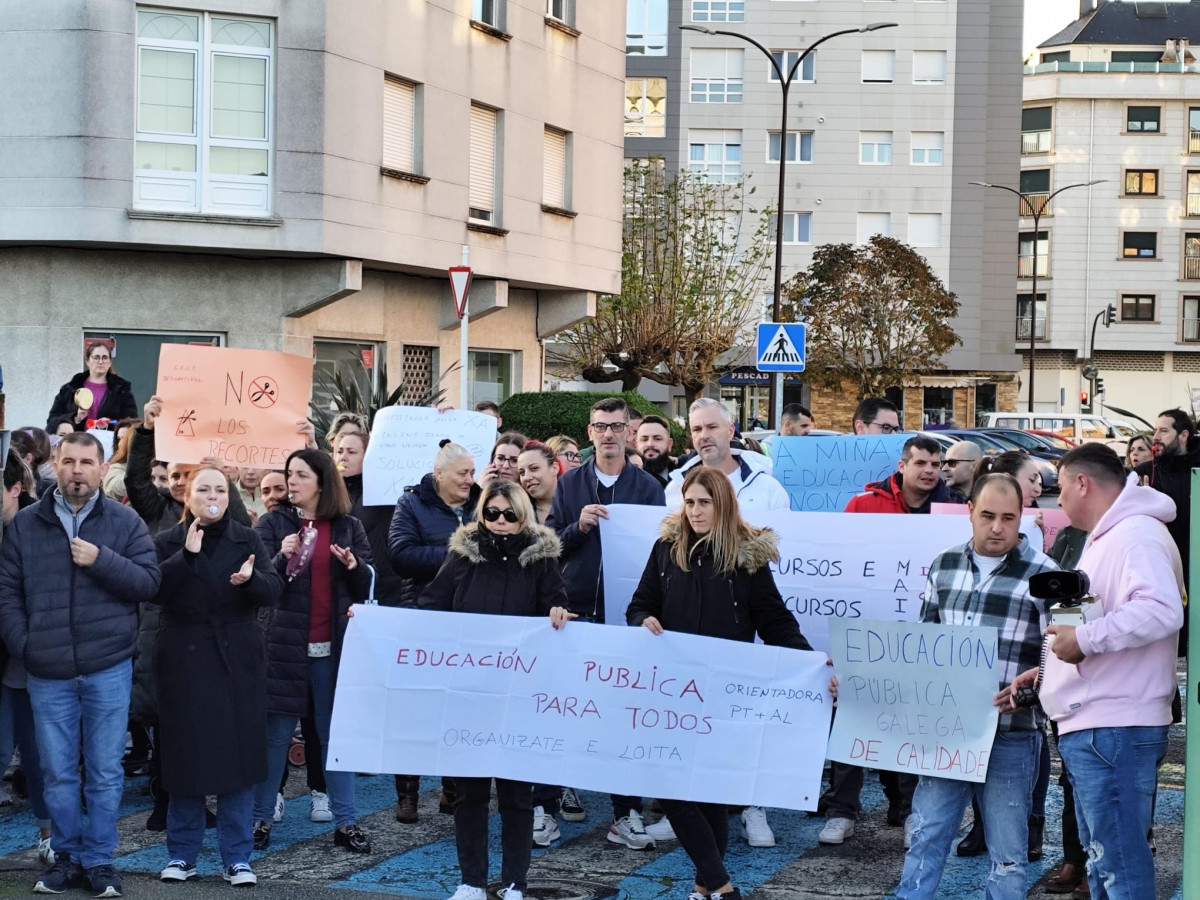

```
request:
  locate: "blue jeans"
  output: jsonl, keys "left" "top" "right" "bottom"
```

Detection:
{"left": 1058, "top": 726, "right": 1167, "bottom": 900}
{"left": 167, "top": 787, "right": 253, "bottom": 868}
{"left": 897, "top": 730, "right": 1040, "bottom": 900}
{"left": 252, "top": 657, "right": 357, "bottom": 829}
{"left": 27, "top": 660, "right": 132, "bottom": 869}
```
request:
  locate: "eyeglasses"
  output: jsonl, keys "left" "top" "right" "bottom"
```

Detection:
{"left": 561, "top": 451, "right": 582, "bottom": 461}
{"left": 494, "top": 455, "right": 520, "bottom": 466}
{"left": 89, "top": 355, "right": 111, "bottom": 362}
{"left": 589, "top": 421, "right": 627, "bottom": 434}
{"left": 482, "top": 506, "right": 519, "bottom": 523}
{"left": 874, "top": 424, "right": 901, "bottom": 434}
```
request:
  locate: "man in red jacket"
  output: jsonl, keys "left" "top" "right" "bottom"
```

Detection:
{"left": 819, "top": 430, "right": 966, "bottom": 848}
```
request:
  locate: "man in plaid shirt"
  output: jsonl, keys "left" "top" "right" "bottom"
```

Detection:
{"left": 895, "top": 473, "right": 1057, "bottom": 900}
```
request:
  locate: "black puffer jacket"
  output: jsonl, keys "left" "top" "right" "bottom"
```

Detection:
{"left": 418, "top": 522, "right": 566, "bottom": 617}
{"left": 626, "top": 514, "right": 812, "bottom": 650}
{"left": 388, "top": 474, "right": 481, "bottom": 607}
{"left": 255, "top": 506, "right": 373, "bottom": 717}
{"left": 0, "top": 490, "right": 161, "bottom": 679}
{"left": 343, "top": 473, "right": 403, "bottom": 606}
{"left": 46, "top": 371, "right": 137, "bottom": 432}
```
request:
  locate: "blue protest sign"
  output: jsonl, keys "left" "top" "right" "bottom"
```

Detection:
{"left": 771, "top": 434, "right": 909, "bottom": 511}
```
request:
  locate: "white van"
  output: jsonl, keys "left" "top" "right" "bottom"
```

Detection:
{"left": 981, "top": 412, "right": 1141, "bottom": 455}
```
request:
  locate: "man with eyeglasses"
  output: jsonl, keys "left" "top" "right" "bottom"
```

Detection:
{"left": 941, "top": 442, "right": 982, "bottom": 496}
{"left": 851, "top": 397, "right": 902, "bottom": 435}
{"left": 546, "top": 397, "right": 665, "bottom": 850}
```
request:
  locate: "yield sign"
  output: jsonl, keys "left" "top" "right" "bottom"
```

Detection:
{"left": 449, "top": 266, "right": 473, "bottom": 319}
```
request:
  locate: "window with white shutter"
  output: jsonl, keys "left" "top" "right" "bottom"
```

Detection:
{"left": 469, "top": 104, "right": 498, "bottom": 223}
{"left": 382, "top": 77, "right": 416, "bottom": 174}
{"left": 912, "top": 50, "right": 947, "bottom": 84}
{"left": 857, "top": 212, "right": 891, "bottom": 243}
{"left": 543, "top": 127, "right": 568, "bottom": 210}
{"left": 908, "top": 213, "right": 942, "bottom": 247}
{"left": 861, "top": 50, "right": 895, "bottom": 84}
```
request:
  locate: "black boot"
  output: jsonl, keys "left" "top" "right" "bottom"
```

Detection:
{"left": 956, "top": 798, "right": 987, "bottom": 857}
{"left": 1028, "top": 814, "right": 1045, "bottom": 862}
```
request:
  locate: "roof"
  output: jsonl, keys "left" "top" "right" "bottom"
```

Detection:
{"left": 1040, "top": 0, "right": 1200, "bottom": 48}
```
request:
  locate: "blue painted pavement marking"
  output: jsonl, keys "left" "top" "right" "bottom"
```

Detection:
{"left": 0, "top": 774, "right": 153, "bottom": 858}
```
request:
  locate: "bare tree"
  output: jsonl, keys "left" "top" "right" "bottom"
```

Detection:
{"left": 783, "top": 236, "right": 962, "bottom": 400}
{"left": 551, "top": 161, "right": 772, "bottom": 404}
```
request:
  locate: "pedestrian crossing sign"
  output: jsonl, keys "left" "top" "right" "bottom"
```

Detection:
{"left": 756, "top": 323, "right": 806, "bottom": 372}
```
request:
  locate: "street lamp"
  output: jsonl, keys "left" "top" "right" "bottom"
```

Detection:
{"left": 682, "top": 21, "right": 897, "bottom": 430}
{"left": 970, "top": 179, "right": 1104, "bottom": 413}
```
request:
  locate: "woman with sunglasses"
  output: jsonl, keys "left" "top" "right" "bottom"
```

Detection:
{"left": 252, "top": 449, "right": 374, "bottom": 854}
{"left": 626, "top": 466, "right": 813, "bottom": 900}
{"left": 418, "top": 480, "right": 573, "bottom": 900}
{"left": 545, "top": 435, "right": 582, "bottom": 471}
{"left": 46, "top": 340, "right": 138, "bottom": 433}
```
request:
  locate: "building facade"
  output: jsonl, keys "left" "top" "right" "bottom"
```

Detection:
{"left": 623, "top": 0, "right": 1024, "bottom": 431}
{"left": 1019, "top": 0, "right": 1200, "bottom": 421}
{"left": 0, "top": 0, "right": 625, "bottom": 430}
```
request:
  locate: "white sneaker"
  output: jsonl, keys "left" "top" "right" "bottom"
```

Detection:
{"left": 36, "top": 835, "right": 54, "bottom": 866}
{"left": 904, "top": 813, "right": 917, "bottom": 849}
{"left": 223, "top": 863, "right": 257, "bottom": 886}
{"left": 818, "top": 816, "right": 855, "bottom": 845}
{"left": 607, "top": 809, "right": 655, "bottom": 850}
{"left": 447, "top": 887, "right": 487, "bottom": 900}
{"left": 531, "top": 806, "right": 561, "bottom": 847}
{"left": 310, "top": 790, "right": 333, "bottom": 823}
{"left": 645, "top": 817, "right": 677, "bottom": 841}
{"left": 742, "top": 805, "right": 776, "bottom": 848}
{"left": 273, "top": 792, "right": 285, "bottom": 823}
{"left": 498, "top": 885, "right": 523, "bottom": 900}
{"left": 161, "top": 860, "right": 197, "bottom": 882}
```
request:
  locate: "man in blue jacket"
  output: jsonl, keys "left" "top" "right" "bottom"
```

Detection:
{"left": 546, "top": 397, "right": 665, "bottom": 850}
{"left": 0, "top": 432, "right": 161, "bottom": 897}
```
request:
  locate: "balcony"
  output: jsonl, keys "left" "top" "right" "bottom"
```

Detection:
{"left": 1021, "top": 131, "right": 1051, "bottom": 154}
{"left": 1190, "top": 130, "right": 1200, "bottom": 153}
{"left": 1024, "top": 60, "right": 1200, "bottom": 74}
{"left": 1018, "top": 194, "right": 1049, "bottom": 218}
{"left": 1016, "top": 318, "right": 1047, "bottom": 341}
{"left": 1018, "top": 255, "right": 1049, "bottom": 278}
{"left": 1189, "top": 193, "right": 1200, "bottom": 216}
{"left": 1186, "top": 256, "right": 1200, "bottom": 279}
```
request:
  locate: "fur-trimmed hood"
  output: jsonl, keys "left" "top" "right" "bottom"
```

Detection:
{"left": 657, "top": 512, "right": 779, "bottom": 573}
{"left": 448, "top": 521, "right": 562, "bottom": 567}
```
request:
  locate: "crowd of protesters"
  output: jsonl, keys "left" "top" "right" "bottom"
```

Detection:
{"left": 0, "top": 347, "right": 1188, "bottom": 900}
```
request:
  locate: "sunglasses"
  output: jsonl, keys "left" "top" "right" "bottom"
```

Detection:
{"left": 482, "top": 506, "right": 519, "bottom": 523}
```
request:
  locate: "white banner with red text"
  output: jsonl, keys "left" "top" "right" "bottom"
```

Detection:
{"left": 328, "top": 605, "right": 833, "bottom": 811}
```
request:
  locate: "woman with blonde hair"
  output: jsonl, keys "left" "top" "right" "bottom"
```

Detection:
{"left": 626, "top": 466, "right": 813, "bottom": 900}
{"left": 419, "top": 479, "right": 573, "bottom": 900}
{"left": 544, "top": 435, "right": 581, "bottom": 470}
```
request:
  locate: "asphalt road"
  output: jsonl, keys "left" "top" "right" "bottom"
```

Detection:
{"left": 0, "top": 714, "right": 1185, "bottom": 900}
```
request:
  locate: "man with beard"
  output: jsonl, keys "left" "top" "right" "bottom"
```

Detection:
{"left": 0, "top": 433, "right": 161, "bottom": 897}
{"left": 635, "top": 415, "right": 676, "bottom": 487}
{"left": 1134, "top": 408, "right": 1198, "bottom": 653}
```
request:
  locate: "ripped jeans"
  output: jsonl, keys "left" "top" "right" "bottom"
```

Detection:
{"left": 896, "top": 730, "right": 1040, "bottom": 900}
{"left": 1058, "top": 726, "right": 1167, "bottom": 900}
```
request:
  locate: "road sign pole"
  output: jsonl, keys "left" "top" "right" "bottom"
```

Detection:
{"left": 449, "top": 248, "right": 472, "bottom": 408}
{"left": 773, "top": 375, "right": 784, "bottom": 433}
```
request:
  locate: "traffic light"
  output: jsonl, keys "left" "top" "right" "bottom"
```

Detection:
{"left": 1080, "top": 391, "right": 1089, "bottom": 406}
{"left": 1104, "top": 303, "right": 1117, "bottom": 327}
{"left": 1095, "top": 376, "right": 1105, "bottom": 396}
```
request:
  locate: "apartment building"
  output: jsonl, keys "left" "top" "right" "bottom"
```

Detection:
{"left": 623, "top": 0, "right": 1024, "bottom": 430}
{"left": 0, "top": 1, "right": 624, "bottom": 429}
{"left": 1019, "top": 0, "right": 1200, "bottom": 419}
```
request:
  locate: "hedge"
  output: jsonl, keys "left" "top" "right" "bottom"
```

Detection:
{"left": 499, "top": 390, "right": 686, "bottom": 452}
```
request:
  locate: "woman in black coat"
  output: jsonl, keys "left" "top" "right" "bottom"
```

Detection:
{"left": 251, "top": 449, "right": 374, "bottom": 854}
{"left": 418, "top": 479, "right": 573, "bottom": 900}
{"left": 626, "top": 466, "right": 812, "bottom": 900}
{"left": 46, "top": 340, "right": 138, "bottom": 432}
{"left": 153, "top": 466, "right": 282, "bottom": 886}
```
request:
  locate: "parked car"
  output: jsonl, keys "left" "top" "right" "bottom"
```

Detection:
{"left": 979, "top": 428, "right": 1068, "bottom": 461}
{"left": 941, "top": 429, "right": 1059, "bottom": 493}
{"left": 979, "top": 412, "right": 1136, "bottom": 456}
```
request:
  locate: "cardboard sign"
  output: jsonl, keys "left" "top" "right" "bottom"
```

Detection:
{"left": 329, "top": 606, "right": 833, "bottom": 810}
{"left": 154, "top": 345, "right": 312, "bottom": 466}
{"left": 826, "top": 619, "right": 1000, "bottom": 783}
{"left": 599, "top": 506, "right": 973, "bottom": 652}
{"left": 362, "top": 406, "right": 499, "bottom": 506}
{"left": 771, "top": 434, "right": 910, "bottom": 511}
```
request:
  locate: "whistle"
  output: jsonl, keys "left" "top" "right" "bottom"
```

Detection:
{"left": 207, "top": 505, "right": 220, "bottom": 516}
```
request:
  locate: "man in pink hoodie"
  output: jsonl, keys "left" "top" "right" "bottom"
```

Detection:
{"left": 998, "top": 443, "right": 1183, "bottom": 900}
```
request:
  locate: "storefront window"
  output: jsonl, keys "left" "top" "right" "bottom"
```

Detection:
{"left": 468, "top": 350, "right": 513, "bottom": 407}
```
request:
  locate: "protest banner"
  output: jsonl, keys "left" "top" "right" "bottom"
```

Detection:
{"left": 931, "top": 503, "right": 1043, "bottom": 548}
{"left": 772, "top": 434, "right": 910, "bottom": 511}
{"left": 826, "top": 618, "right": 1000, "bottom": 783}
{"left": 362, "top": 406, "right": 498, "bottom": 505}
{"left": 154, "top": 345, "right": 312, "bottom": 466}
{"left": 600, "top": 506, "right": 971, "bottom": 652}
{"left": 328, "top": 605, "right": 833, "bottom": 810}
{"left": 87, "top": 428, "right": 115, "bottom": 460}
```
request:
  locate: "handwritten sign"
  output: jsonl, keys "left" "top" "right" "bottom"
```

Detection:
{"left": 154, "top": 345, "right": 312, "bottom": 466}
{"left": 772, "top": 434, "right": 909, "bottom": 511}
{"left": 328, "top": 605, "right": 833, "bottom": 810}
{"left": 362, "top": 407, "right": 498, "bottom": 506}
{"left": 827, "top": 619, "right": 1000, "bottom": 783}
{"left": 600, "top": 506, "right": 972, "bottom": 652}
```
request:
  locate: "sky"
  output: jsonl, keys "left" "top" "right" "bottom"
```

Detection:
{"left": 1024, "top": 0, "right": 1087, "bottom": 59}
